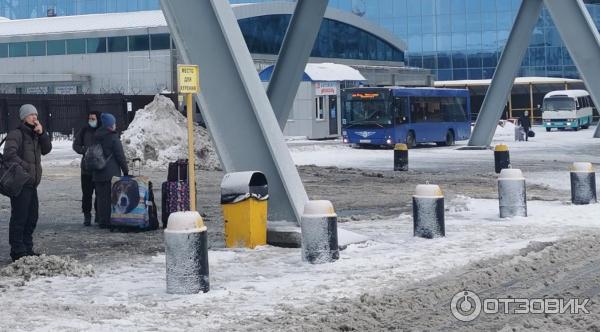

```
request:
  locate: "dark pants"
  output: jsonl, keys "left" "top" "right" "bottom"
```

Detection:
{"left": 81, "top": 173, "right": 97, "bottom": 217}
{"left": 95, "top": 181, "right": 111, "bottom": 226}
{"left": 9, "top": 186, "right": 39, "bottom": 256}
{"left": 524, "top": 127, "right": 530, "bottom": 141}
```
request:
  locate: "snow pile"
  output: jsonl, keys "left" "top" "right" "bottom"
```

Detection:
{"left": 0, "top": 255, "right": 95, "bottom": 281}
{"left": 494, "top": 120, "right": 517, "bottom": 138}
{"left": 121, "top": 94, "right": 221, "bottom": 170}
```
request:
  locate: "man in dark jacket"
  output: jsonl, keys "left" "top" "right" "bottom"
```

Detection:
{"left": 93, "top": 113, "right": 129, "bottom": 228}
{"left": 520, "top": 111, "right": 532, "bottom": 141}
{"left": 73, "top": 111, "right": 101, "bottom": 226}
{"left": 4, "top": 104, "right": 52, "bottom": 262}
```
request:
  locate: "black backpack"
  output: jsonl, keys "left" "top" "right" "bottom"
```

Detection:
{"left": 82, "top": 143, "right": 112, "bottom": 171}
{"left": 0, "top": 131, "right": 32, "bottom": 197}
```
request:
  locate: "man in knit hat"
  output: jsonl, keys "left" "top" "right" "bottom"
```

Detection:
{"left": 4, "top": 104, "right": 52, "bottom": 262}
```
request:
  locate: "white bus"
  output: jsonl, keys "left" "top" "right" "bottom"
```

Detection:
{"left": 542, "top": 90, "right": 594, "bottom": 131}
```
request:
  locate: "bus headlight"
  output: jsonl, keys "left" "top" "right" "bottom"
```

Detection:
{"left": 343, "top": 138, "right": 348, "bottom": 144}
{"left": 386, "top": 139, "right": 392, "bottom": 144}
{"left": 546, "top": 122, "right": 551, "bottom": 126}
{"left": 566, "top": 122, "right": 572, "bottom": 126}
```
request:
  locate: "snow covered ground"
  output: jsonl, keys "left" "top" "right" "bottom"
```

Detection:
{"left": 2, "top": 124, "right": 600, "bottom": 330}
{"left": 2, "top": 198, "right": 600, "bottom": 331}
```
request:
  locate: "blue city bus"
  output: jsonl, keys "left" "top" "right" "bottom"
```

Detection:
{"left": 341, "top": 87, "right": 471, "bottom": 148}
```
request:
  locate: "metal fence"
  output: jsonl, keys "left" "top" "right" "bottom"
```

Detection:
{"left": 0, "top": 93, "right": 177, "bottom": 135}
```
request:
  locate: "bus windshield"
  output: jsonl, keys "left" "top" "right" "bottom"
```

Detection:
{"left": 343, "top": 91, "right": 392, "bottom": 127}
{"left": 543, "top": 97, "right": 576, "bottom": 111}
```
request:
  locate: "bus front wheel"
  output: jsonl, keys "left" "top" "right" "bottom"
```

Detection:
{"left": 546, "top": 127, "right": 551, "bottom": 132}
{"left": 406, "top": 132, "right": 416, "bottom": 149}
{"left": 437, "top": 130, "right": 455, "bottom": 146}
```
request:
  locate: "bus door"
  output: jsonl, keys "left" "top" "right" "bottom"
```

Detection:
{"left": 393, "top": 96, "right": 409, "bottom": 139}
{"left": 329, "top": 95, "right": 338, "bottom": 135}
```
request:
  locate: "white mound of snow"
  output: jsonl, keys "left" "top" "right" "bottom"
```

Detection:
{"left": 121, "top": 95, "right": 221, "bottom": 170}
{"left": 494, "top": 120, "right": 517, "bottom": 138}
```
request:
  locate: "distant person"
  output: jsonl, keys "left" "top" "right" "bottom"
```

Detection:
{"left": 520, "top": 111, "right": 532, "bottom": 141}
{"left": 72, "top": 111, "right": 101, "bottom": 226}
{"left": 93, "top": 113, "right": 129, "bottom": 228}
{"left": 4, "top": 104, "right": 52, "bottom": 262}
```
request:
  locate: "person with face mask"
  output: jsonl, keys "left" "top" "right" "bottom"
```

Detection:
{"left": 93, "top": 113, "right": 129, "bottom": 229}
{"left": 73, "top": 111, "right": 101, "bottom": 226}
{"left": 4, "top": 104, "right": 52, "bottom": 262}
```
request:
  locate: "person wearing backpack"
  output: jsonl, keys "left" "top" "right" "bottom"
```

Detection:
{"left": 4, "top": 104, "right": 52, "bottom": 262}
{"left": 72, "top": 111, "right": 101, "bottom": 226}
{"left": 93, "top": 113, "right": 129, "bottom": 228}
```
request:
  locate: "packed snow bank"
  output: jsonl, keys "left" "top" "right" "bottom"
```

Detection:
{"left": 494, "top": 120, "right": 517, "bottom": 138}
{"left": 121, "top": 95, "right": 221, "bottom": 170}
{"left": 0, "top": 255, "right": 94, "bottom": 281}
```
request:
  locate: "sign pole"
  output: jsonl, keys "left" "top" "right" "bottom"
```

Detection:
{"left": 186, "top": 92, "right": 196, "bottom": 211}
{"left": 178, "top": 64, "right": 200, "bottom": 211}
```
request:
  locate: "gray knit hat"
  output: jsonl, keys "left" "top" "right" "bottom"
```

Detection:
{"left": 19, "top": 104, "right": 38, "bottom": 120}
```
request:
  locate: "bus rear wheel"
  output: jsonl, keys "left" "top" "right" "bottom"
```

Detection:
{"left": 437, "top": 130, "right": 455, "bottom": 146}
{"left": 546, "top": 127, "right": 551, "bottom": 132}
{"left": 406, "top": 132, "right": 416, "bottom": 149}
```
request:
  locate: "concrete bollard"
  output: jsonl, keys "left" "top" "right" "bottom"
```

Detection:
{"left": 498, "top": 168, "right": 527, "bottom": 218}
{"left": 412, "top": 184, "right": 445, "bottom": 239}
{"left": 394, "top": 143, "right": 408, "bottom": 171}
{"left": 494, "top": 144, "right": 510, "bottom": 174}
{"left": 300, "top": 200, "right": 339, "bottom": 264}
{"left": 165, "top": 211, "right": 209, "bottom": 294}
{"left": 570, "top": 162, "right": 597, "bottom": 205}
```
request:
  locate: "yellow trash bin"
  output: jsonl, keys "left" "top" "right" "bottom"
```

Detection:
{"left": 221, "top": 171, "right": 268, "bottom": 249}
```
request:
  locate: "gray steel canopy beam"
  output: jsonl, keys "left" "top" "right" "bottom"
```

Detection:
{"left": 469, "top": 0, "right": 543, "bottom": 147}
{"left": 543, "top": 0, "right": 600, "bottom": 138}
{"left": 267, "top": 0, "right": 329, "bottom": 130}
{"left": 160, "top": 0, "right": 308, "bottom": 222}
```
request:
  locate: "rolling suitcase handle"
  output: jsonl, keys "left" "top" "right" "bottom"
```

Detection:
{"left": 131, "top": 158, "right": 143, "bottom": 177}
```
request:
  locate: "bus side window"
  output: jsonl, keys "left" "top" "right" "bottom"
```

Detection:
{"left": 394, "top": 97, "right": 408, "bottom": 124}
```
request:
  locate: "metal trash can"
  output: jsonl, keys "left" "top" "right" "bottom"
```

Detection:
{"left": 220, "top": 171, "right": 269, "bottom": 249}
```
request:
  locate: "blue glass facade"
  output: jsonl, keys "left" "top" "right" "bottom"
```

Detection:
{"left": 0, "top": 0, "right": 160, "bottom": 19}
{"left": 229, "top": 0, "right": 600, "bottom": 81}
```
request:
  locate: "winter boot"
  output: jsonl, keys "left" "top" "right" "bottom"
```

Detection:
{"left": 84, "top": 214, "right": 92, "bottom": 226}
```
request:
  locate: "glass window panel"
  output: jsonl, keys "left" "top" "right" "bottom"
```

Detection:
{"left": 451, "top": 0, "right": 466, "bottom": 14}
{"left": 452, "top": 52, "right": 467, "bottom": 68}
{"left": 482, "top": 67, "right": 496, "bottom": 79}
{"left": 0, "top": 43, "right": 7, "bottom": 58}
{"left": 466, "top": 0, "right": 481, "bottom": 13}
{"left": 544, "top": 27, "right": 562, "bottom": 47}
{"left": 407, "top": 16, "right": 421, "bottom": 34}
{"left": 47, "top": 40, "right": 66, "bottom": 55}
{"left": 437, "top": 53, "right": 451, "bottom": 69}
{"left": 453, "top": 68, "right": 468, "bottom": 80}
{"left": 482, "top": 0, "right": 496, "bottom": 12}
{"left": 67, "top": 39, "right": 86, "bottom": 54}
{"left": 422, "top": 54, "right": 436, "bottom": 69}
{"left": 437, "top": 33, "right": 451, "bottom": 51}
{"left": 545, "top": 47, "right": 562, "bottom": 66}
{"left": 422, "top": 0, "right": 434, "bottom": 15}
{"left": 408, "top": 35, "right": 422, "bottom": 52}
{"left": 107, "top": 36, "right": 127, "bottom": 52}
{"left": 407, "top": 1, "right": 421, "bottom": 16}
{"left": 482, "top": 51, "right": 497, "bottom": 67}
{"left": 466, "top": 12, "right": 482, "bottom": 32}
{"left": 86, "top": 37, "right": 106, "bottom": 53}
{"left": 467, "top": 53, "right": 482, "bottom": 68}
{"left": 467, "top": 31, "right": 482, "bottom": 49}
{"left": 393, "top": 0, "right": 407, "bottom": 17}
{"left": 438, "top": 69, "right": 453, "bottom": 81}
{"left": 496, "top": 11, "right": 514, "bottom": 30}
{"left": 452, "top": 32, "right": 466, "bottom": 50}
{"left": 468, "top": 68, "right": 483, "bottom": 80}
{"left": 151, "top": 33, "right": 170, "bottom": 50}
{"left": 528, "top": 47, "right": 545, "bottom": 66}
{"left": 482, "top": 30, "right": 497, "bottom": 49}
{"left": 9, "top": 42, "right": 26, "bottom": 57}
{"left": 422, "top": 15, "right": 436, "bottom": 34}
{"left": 563, "top": 66, "right": 579, "bottom": 79}
{"left": 408, "top": 55, "right": 423, "bottom": 68}
{"left": 482, "top": 12, "right": 496, "bottom": 30}
{"left": 452, "top": 14, "right": 467, "bottom": 32}
{"left": 27, "top": 41, "right": 45, "bottom": 56}
{"left": 496, "top": 0, "right": 511, "bottom": 12}
{"left": 422, "top": 34, "right": 436, "bottom": 52}
{"left": 129, "top": 35, "right": 149, "bottom": 51}
{"left": 436, "top": 15, "right": 451, "bottom": 33}
{"left": 562, "top": 47, "right": 574, "bottom": 66}
{"left": 436, "top": 0, "right": 451, "bottom": 15}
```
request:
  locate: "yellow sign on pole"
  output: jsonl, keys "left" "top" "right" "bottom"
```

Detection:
{"left": 177, "top": 65, "right": 200, "bottom": 94}
{"left": 177, "top": 64, "right": 199, "bottom": 212}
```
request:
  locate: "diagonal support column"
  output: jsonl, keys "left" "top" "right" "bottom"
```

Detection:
{"left": 468, "top": 0, "right": 543, "bottom": 147}
{"left": 543, "top": 0, "right": 600, "bottom": 138}
{"left": 267, "top": 0, "right": 329, "bottom": 129}
{"left": 160, "top": 0, "right": 308, "bottom": 222}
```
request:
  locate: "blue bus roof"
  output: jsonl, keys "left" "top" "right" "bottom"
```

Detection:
{"left": 346, "top": 87, "right": 470, "bottom": 98}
